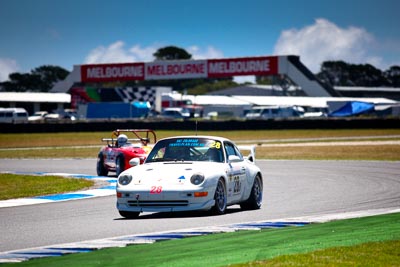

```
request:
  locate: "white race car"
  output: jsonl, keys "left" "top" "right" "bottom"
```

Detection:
{"left": 116, "top": 136, "right": 263, "bottom": 219}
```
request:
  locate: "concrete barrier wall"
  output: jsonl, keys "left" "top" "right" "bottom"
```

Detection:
{"left": 1, "top": 118, "right": 399, "bottom": 133}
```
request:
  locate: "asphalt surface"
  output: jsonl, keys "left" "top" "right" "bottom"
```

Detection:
{"left": 0, "top": 158, "right": 399, "bottom": 252}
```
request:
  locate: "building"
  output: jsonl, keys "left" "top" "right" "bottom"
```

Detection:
{"left": 0, "top": 92, "right": 70, "bottom": 115}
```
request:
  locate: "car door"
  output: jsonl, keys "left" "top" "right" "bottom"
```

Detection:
{"left": 224, "top": 141, "right": 247, "bottom": 203}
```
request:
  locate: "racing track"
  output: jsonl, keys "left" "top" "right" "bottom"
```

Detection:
{"left": 0, "top": 158, "right": 399, "bottom": 253}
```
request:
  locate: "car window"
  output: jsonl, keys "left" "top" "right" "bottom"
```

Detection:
{"left": 224, "top": 142, "right": 243, "bottom": 160}
{"left": 261, "top": 109, "right": 270, "bottom": 115}
{"left": 146, "top": 138, "right": 224, "bottom": 163}
{"left": 17, "top": 112, "right": 28, "bottom": 118}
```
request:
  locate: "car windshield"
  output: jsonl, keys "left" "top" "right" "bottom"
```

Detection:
{"left": 146, "top": 137, "right": 224, "bottom": 163}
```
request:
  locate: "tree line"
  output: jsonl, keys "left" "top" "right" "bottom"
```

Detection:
{"left": 1, "top": 46, "right": 399, "bottom": 93}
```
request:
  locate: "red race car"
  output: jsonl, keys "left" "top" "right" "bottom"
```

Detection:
{"left": 96, "top": 129, "right": 157, "bottom": 176}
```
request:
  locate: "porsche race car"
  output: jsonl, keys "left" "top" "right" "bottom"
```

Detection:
{"left": 97, "top": 129, "right": 156, "bottom": 176}
{"left": 116, "top": 135, "right": 263, "bottom": 218}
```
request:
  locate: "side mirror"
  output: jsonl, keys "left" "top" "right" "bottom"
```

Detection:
{"left": 228, "top": 155, "right": 242, "bottom": 163}
{"left": 129, "top": 158, "right": 140, "bottom": 167}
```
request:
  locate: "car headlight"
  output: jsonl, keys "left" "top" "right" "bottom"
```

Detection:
{"left": 118, "top": 174, "right": 133, "bottom": 185}
{"left": 190, "top": 173, "right": 205, "bottom": 185}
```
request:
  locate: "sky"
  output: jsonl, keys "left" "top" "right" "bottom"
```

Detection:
{"left": 0, "top": 0, "right": 399, "bottom": 83}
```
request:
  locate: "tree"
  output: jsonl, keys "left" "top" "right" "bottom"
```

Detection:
{"left": 0, "top": 65, "right": 69, "bottom": 92}
{"left": 317, "top": 61, "right": 393, "bottom": 87}
{"left": 0, "top": 73, "right": 39, "bottom": 92}
{"left": 32, "top": 65, "right": 70, "bottom": 89}
{"left": 153, "top": 46, "right": 192, "bottom": 60}
{"left": 384, "top": 66, "right": 400, "bottom": 87}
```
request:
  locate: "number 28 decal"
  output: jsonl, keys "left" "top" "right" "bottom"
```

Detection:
{"left": 209, "top": 141, "right": 221, "bottom": 149}
{"left": 150, "top": 186, "right": 163, "bottom": 194}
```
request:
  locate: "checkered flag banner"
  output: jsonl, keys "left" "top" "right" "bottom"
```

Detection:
{"left": 116, "top": 87, "right": 156, "bottom": 107}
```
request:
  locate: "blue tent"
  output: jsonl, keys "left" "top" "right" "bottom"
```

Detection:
{"left": 329, "top": 101, "right": 374, "bottom": 117}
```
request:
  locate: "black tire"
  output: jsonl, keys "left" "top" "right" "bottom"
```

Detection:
{"left": 211, "top": 178, "right": 227, "bottom": 215}
{"left": 240, "top": 174, "right": 263, "bottom": 210}
{"left": 119, "top": 211, "right": 140, "bottom": 219}
{"left": 115, "top": 155, "right": 125, "bottom": 176}
{"left": 96, "top": 153, "right": 108, "bottom": 176}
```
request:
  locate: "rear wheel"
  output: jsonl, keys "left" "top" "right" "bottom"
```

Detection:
{"left": 119, "top": 211, "right": 140, "bottom": 219}
{"left": 240, "top": 174, "right": 262, "bottom": 210}
{"left": 211, "top": 178, "right": 227, "bottom": 215}
{"left": 115, "top": 155, "right": 125, "bottom": 176}
{"left": 96, "top": 153, "right": 108, "bottom": 176}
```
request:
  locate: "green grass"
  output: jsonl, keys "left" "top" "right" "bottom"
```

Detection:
{"left": 247, "top": 240, "right": 400, "bottom": 267}
{"left": 1, "top": 129, "right": 400, "bottom": 148}
{"left": 0, "top": 147, "right": 99, "bottom": 159}
{"left": 5, "top": 212, "right": 399, "bottom": 267}
{"left": 0, "top": 129, "right": 399, "bottom": 160}
{"left": 257, "top": 144, "right": 400, "bottom": 161}
{"left": 1, "top": 144, "right": 400, "bottom": 160}
{"left": 0, "top": 173, "right": 94, "bottom": 200}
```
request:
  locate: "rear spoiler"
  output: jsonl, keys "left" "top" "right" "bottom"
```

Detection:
{"left": 101, "top": 129, "right": 156, "bottom": 147}
{"left": 112, "top": 129, "right": 156, "bottom": 144}
{"left": 102, "top": 138, "right": 143, "bottom": 142}
{"left": 237, "top": 145, "right": 256, "bottom": 163}
{"left": 101, "top": 138, "right": 154, "bottom": 149}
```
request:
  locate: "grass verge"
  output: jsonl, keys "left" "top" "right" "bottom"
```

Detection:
{"left": 0, "top": 173, "right": 94, "bottom": 200}
{"left": 245, "top": 240, "right": 400, "bottom": 266}
{"left": 1, "top": 144, "right": 400, "bottom": 160}
{"left": 1, "top": 129, "right": 400, "bottom": 148}
{"left": 5, "top": 212, "right": 399, "bottom": 267}
{"left": 256, "top": 144, "right": 400, "bottom": 161}
{"left": 1, "top": 129, "right": 400, "bottom": 160}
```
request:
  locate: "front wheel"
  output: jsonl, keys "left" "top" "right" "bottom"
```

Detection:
{"left": 211, "top": 178, "right": 227, "bottom": 215}
{"left": 119, "top": 211, "right": 140, "bottom": 219}
{"left": 96, "top": 153, "right": 108, "bottom": 176}
{"left": 240, "top": 174, "right": 263, "bottom": 210}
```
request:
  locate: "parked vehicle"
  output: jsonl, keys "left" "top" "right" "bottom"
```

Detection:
{"left": 28, "top": 111, "right": 48, "bottom": 122}
{"left": 0, "top": 108, "right": 28, "bottom": 123}
{"left": 245, "top": 106, "right": 303, "bottom": 119}
{"left": 160, "top": 107, "right": 190, "bottom": 119}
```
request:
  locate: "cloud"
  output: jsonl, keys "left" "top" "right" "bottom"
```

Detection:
{"left": 84, "top": 41, "right": 141, "bottom": 64}
{"left": 273, "top": 18, "right": 381, "bottom": 73}
{"left": 84, "top": 41, "right": 162, "bottom": 64}
{"left": 128, "top": 44, "right": 159, "bottom": 62}
{"left": 187, "top": 46, "right": 224, "bottom": 59}
{"left": 0, "top": 58, "right": 19, "bottom": 82}
{"left": 84, "top": 42, "right": 224, "bottom": 65}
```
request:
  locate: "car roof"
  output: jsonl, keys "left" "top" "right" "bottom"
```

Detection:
{"left": 250, "top": 105, "right": 290, "bottom": 109}
{"left": 157, "top": 135, "right": 232, "bottom": 143}
{"left": 0, "top": 108, "right": 27, "bottom": 112}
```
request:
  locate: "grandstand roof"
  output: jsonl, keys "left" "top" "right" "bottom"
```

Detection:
{"left": 0, "top": 92, "right": 70, "bottom": 103}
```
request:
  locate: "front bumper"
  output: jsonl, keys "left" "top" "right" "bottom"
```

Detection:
{"left": 116, "top": 188, "right": 215, "bottom": 213}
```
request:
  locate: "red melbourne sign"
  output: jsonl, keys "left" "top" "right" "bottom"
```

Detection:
{"left": 81, "top": 63, "right": 145, "bottom": 82}
{"left": 208, "top": 56, "right": 278, "bottom": 78}
{"left": 80, "top": 56, "right": 278, "bottom": 82}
